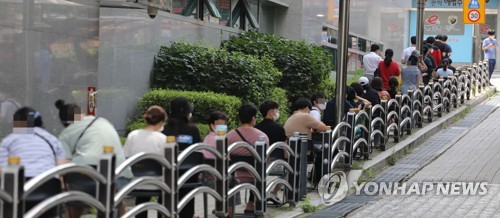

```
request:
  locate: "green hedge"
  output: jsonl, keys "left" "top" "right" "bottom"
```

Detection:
{"left": 152, "top": 42, "right": 282, "bottom": 105}
{"left": 135, "top": 89, "right": 241, "bottom": 130}
{"left": 222, "top": 31, "right": 335, "bottom": 103}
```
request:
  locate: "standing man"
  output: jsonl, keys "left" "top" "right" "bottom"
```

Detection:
{"left": 363, "top": 44, "right": 383, "bottom": 81}
{"left": 401, "top": 36, "right": 417, "bottom": 65}
{"left": 442, "top": 35, "right": 452, "bottom": 59}
{"left": 483, "top": 29, "right": 497, "bottom": 84}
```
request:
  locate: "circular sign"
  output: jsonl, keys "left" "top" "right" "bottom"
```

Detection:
{"left": 468, "top": 10, "right": 480, "bottom": 23}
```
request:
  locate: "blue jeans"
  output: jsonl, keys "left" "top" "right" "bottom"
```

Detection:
{"left": 488, "top": 59, "right": 496, "bottom": 80}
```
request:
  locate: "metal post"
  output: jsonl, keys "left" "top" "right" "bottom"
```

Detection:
{"left": 416, "top": 0, "right": 425, "bottom": 51}
{"left": 380, "top": 100, "right": 388, "bottom": 151}
{"left": 1, "top": 162, "right": 24, "bottom": 218}
{"left": 164, "top": 136, "right": 177, "bottom": 217}
{"left": 287, "top": 133, "right": 300, "bottom": 205}
{"left": 335, "top": 0, "right": 350, "bottom": 126}
{"left": 345, "top": 112, "right": 356, "bottom": 170}
{"left": 321, "top": 131, "right": 333, "bottom": 181}
{"left": 255, "top": 136, "right": 266, "bottom": 216}
{"left": 98, "top": 148, "right": 116, "bottom": 218}
{"left": 214, "top": 133, "right": 227, "bottom": 218}
{"left": 298, "top": 134, "right": 308, "bottom": 200}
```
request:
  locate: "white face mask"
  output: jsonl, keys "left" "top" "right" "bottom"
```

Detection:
{"left": 188, "top": 113, "right": 192, "bottom": 119}
{"left": 489, "top": 35, "right": 495, "bottom": 40}
{"left": 158, "top": 125, "right": 164, "bottom": 132}
{"left": 318, "top": 103, "right": 326, "bottom": 110}
{"left": 273, "top": 112, "right": 280, "bottom": 121}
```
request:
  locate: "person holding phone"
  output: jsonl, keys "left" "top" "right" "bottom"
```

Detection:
{"left": 483, "top": 29, "right": 497, "bottom": 84}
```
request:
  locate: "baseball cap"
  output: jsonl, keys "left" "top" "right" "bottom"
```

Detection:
{"left": 358, "top": 77, "right": 369, "bottom": 86}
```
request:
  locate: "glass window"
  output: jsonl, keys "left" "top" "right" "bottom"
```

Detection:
{"left": 358, "top": 38, "right": 366, "bottom": 52}
{"left": 350, "top": 36, "right": 358, "bottom": 51}
{"left": 329, "top": 29, "right": 337, "bottom": 44}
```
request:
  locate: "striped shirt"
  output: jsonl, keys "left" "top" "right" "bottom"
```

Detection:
{"left": 0, "top": 127, "right": 66, "bottom": 177}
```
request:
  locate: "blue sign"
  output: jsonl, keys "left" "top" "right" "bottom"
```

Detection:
{"left": 409, "top": 11, "right": 473, "bottom": 63}
{"left": 411, "top": 0, "right": 497, "bottom": 9}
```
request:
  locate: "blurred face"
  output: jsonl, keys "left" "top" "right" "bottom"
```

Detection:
{"left": 210, "top": 119, "right": 227, "bottom": 131}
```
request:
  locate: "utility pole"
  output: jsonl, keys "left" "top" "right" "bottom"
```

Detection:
{"left": 416, "top": 0, "right": 425, "bottom": 51}
{"left": 334, "top": 0, "right": 350, "bottom": 126}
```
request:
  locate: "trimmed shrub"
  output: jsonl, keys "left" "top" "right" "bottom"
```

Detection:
{"left": 222, "top": 31, "right": 335, "bottom": 104}
{"left": 136, "top": 89, "right": 241, "bottom": 130}
{"left": 152, "top": 42, "right": 282, "bottom": 105}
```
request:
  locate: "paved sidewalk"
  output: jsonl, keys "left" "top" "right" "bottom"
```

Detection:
{"left": 347, "top": 94, "right": 500, "bottom": 217}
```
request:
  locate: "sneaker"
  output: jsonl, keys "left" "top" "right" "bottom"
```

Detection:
{"left": 267, "top": 192, "right": 281, "bottom": 205}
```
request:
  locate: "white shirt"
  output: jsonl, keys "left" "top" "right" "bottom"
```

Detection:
{"left": 363, "top": 52, "right": 383, "bottom": 75}
{"left": 401, "top": 46, "right": 416, "bottom": 64}
{"left": 309, "top": 106, "right": 321, "bottom": 122}
{"left": 124, "top": 129, "right": 166, "bottom": 157}
{"left": 0, "top": 127, "right": 66, "bottom": 177}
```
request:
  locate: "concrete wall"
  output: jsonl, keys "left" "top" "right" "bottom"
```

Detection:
{"left": 97, "top": 7, "right": 240, "bottom": 134}
{"left": 0, "top": 0, "right": 100, "bottom": 137}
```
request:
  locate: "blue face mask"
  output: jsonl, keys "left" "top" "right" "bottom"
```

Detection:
{"left": 215, "top": 125, "right": 228, "bottom": 133}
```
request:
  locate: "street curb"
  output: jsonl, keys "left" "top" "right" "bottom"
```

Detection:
{"left": 353, "top": 87, "right": 495, "bottom": 189}
{"left": 269, "top": 88, "right": 495, "bottom": 218}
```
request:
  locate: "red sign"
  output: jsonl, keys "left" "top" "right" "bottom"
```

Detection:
{"left": 480, "top": 24, "right": 491, "bottom": 33}
{"left": 87, "top": 87, "right": 96, "bottom": 116}
{"left": 426, "top": 14, "right": 439, "bottom": 24}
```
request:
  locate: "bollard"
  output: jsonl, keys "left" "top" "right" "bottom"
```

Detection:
{"left": 380, "top": 100, "right": 388, "bottom": 151}
{"left": 255, "top": 136, "right": 266, "bottom": 216}
{"left": 1, "top": 157, "right": 24, "bottom": 218}
{"left": 298, "top": 133, "right": 308, "bottom": 200}
{"left": 320, "top": 130, "right": 333, "bottom": 180}
{"left": 345, "top": 112, "right": 356, "bottom": 170}
{"left": 214, "top": 131, "right": 227, "bottom": 218}
{"left": 99, "top": 146, "right": 116, "bottom": 218}
{"left": 287, "top": 133, "right": 300, "bottom": 205}
{"left": 164, "top": 136, "right": 177, "bottom": 217}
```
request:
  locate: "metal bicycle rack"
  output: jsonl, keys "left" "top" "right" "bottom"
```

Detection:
{"left": 0, "top": 61, "right": 491, "bottom": 218}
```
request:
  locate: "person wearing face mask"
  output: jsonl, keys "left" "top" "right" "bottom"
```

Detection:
{"left": 483, "top": 29, "right": 497, "bottom": 84}
{"left": 310, "top": 92, "right": 326, "bottom": 122}
{"left": 254, "top": 100, "right": 286, "bottom": 205}
{"left": 161, "top": 96, "right": 201, "bottom": 218}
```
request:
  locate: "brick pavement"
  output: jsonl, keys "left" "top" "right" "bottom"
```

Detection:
{"left": 343, "top": 94, "right": 500, "bottom": 217}
{"left": 309, "top": 82, "right": 500, "bottom": 218}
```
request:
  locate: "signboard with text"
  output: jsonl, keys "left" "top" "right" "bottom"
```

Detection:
{"left": 424, "top": 11, "right": 464, "bottom": 35}
{"left": 463, "top": 0, "right": 486, "bottom": 24}
{"left": 412, "top": 0, "right": 497, "bottom": 8}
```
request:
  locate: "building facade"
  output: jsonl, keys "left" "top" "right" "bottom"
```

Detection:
{"left": 0, "top": 0, "right": 498, "bottom": 136}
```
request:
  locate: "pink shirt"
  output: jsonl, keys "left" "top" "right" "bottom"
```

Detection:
{"left": 227, "top": 127, "right": 269, "bottom": 155}
{"left": 202, "top": 131, "right": 216, "bottom": 159}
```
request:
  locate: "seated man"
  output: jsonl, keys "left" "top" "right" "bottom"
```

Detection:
{"left": 227, "top": 103, "right": 270, "bottom": 214}
{"left": 284, "top": 98, "right": 329, "bottom": 187}
{"left": 285, "top": 97, "right": 329, "bottom": 139}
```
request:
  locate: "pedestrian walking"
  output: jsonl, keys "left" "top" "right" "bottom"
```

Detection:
{"left": 482, "top": 29, "right": 497, "bottom": 83}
